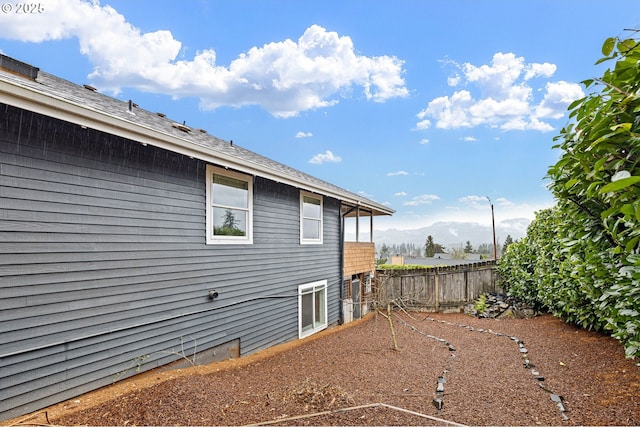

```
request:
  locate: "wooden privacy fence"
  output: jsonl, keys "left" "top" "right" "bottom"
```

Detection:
{"left": 375, "top": 261, "right": 501, "bottom": 311}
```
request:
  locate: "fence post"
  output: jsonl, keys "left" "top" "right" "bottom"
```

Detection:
{"left": 464, "top": 269, "right": 469, "bottom": 302}
{"left": 434, "top": 267, "right": 440, "bottom": 312}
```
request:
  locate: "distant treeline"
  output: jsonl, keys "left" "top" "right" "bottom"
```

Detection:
{"left": 377, "top": 237, "right": 513, "bottom": 258}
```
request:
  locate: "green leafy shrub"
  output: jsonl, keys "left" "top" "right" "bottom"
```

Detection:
{"left": 213, "top": 226, "right": 246, "bottom": 236}
{"left": 499, "top": 34, "right": 640, "bottom": 360}
{"left": 378, "top": 264, "right": 437, "bottom": 270}
{"left": 474, "top": 294, "right": 488, "bottom": 314}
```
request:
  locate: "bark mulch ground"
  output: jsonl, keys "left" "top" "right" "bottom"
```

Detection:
{"left": 5, "top": 312, "right": 640, "bottom": 426}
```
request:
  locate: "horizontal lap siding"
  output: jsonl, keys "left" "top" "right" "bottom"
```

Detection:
{"left": 0, "top": 106, "right": 341, "bottom": 420}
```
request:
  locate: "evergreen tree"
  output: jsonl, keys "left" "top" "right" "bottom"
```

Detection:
{"left": 424, "top": 236, "right": 445, "bottom": 257}
{"left": 502, "top": 235, "right": 514, "bottom": 256}
{"left": 424, "top": 235, "right": 436, "bottom": 257}
{"left": 380, "top": 243, "right": 390, "bottom": 258}
{"left": 477, "top": 243, "right": 490, "bottom": 254}
{"left": 399, "top": 242, "right": 407, "bottom": 255}
{"left": 222, "top": 209, "right": 238, "bottom": 229}
{"left": 464, "top": 240, "right": 473, "bottom": 253}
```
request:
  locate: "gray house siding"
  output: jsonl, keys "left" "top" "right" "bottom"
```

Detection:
{"left": 0, "top": 105, "right": 341, "bottom": 420}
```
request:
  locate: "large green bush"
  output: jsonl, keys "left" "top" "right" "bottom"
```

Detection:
{"left": 498, "top": 34, "right": 640, "bottom": 360}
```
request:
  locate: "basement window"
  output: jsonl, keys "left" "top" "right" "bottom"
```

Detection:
{"left": 298, "top": 280, "right": 328, "bottom": 338}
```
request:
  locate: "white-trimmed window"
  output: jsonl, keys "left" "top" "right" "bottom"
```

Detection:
{"left": 298, "top": 280, "right": 328, "bottom": 338}
{"left": 300, "top": 191, "right": 323, "bottom": 244}
{"left": 206, "top": 165, "right": 253, "bottom": 244}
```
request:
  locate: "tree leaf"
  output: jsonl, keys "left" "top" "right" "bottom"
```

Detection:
{"left": 600, "top": 176, "right": 640, "bottom": 193}
{"left": 620, "top": 309, "right": 640, "bottom": 317}
{"left": 564, "top": 178, "right": 579, "bottom": 190}
{"left": 625, "top": 236, "right": 639, "bottom": 252}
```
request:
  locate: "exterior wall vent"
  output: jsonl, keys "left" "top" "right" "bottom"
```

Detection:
{"left": 0, "top": 54, "right": 39, "bottom": 80}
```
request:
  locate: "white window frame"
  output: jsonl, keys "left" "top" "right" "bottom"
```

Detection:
{"left": 300, "top": 191, "right": 323, "bottom": 245}
{"left": 298, "top": 279, "right": 328, "bottom": 339}
{"left": 205, "top": 165, "right": 253, "bottom": 245}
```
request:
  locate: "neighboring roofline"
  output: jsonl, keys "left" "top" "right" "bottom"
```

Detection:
{"left": 0, "top": 76, "right": 394, "bottom": 216}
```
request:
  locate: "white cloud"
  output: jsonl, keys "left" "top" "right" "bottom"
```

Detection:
{"left": 416, "top": 52, "right": 584, "bottom": 132}
{"left": 534, "top": 81, "right": 585, "bottom": 120}
{"left": 462, "top": 52, "right": 527, "bottom": 96}
{"left": 419, "top": 138, "right": 429, "bottom": 145}
{"left": 416, "top": 118, "right": 431, "bottom": 130}
{"left": 462, "top": 136, "right": 477, "bottom": 142}
{"left": 501, "top": 116, "right": 554, "bottom": 132}
{"left": 395, "top": 191, "right": 407, "bottom": 196}
{"left": 524, "top": 62, "right": 557, "bottom": 80}
{"left": 495, "top": 197, "right": 515, "bottom": 207}
{"left": 377, "top": 198, "right": 555, "bottom": 231}
{"left": 403, "top": 194, "right": 440, "bottom": 206}
{"left": 309, "top": 150, "right": 342, "bottom": 164}
{"left": 387, "top": 171, "right": 409, "bottom": 176}
{"left": 0, "top": 1, "right": 408, "bottom": 118}
{"left": 459, "top": 195, "right": 489, "bottom": 208}
{"left": 295, "top": 131, "right": 313, "bottom": 138}
{"left": 417, "top": 90, "right": 474, "bottom": 129}
{"left": 460, "top": 195, "right": 517, "bottom": 210}
{"left": 447, "top": 74, "right": 462, "bottom": 86}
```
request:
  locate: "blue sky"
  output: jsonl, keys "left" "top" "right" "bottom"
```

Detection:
{"left": 1, "top": 0, "right": 638, "bottom": 233}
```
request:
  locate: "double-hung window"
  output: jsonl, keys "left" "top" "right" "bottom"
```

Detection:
{"left": 298, "top": 280, "right": 328, "bottom": 338}
{"left": 206, "top": 165, "right": 253, "bottom": 244}
{"left": 300, "top": 191, "right": 323, "bottom": 244}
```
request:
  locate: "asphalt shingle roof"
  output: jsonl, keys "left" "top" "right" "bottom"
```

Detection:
{"left": 0, "top": 54, "right": 393, "bottom": 216}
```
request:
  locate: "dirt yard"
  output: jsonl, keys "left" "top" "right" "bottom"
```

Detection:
{"left": 5, "top": 312, "right": 640, "bottom": 426}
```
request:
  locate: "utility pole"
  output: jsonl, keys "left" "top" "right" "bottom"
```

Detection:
{"left": 486, "top": 196, "right": 497, "bottom": 260}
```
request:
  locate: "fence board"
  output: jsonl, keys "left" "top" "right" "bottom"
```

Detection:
{"left": 376, "top": 261, "right": 500, "bottom": 311}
